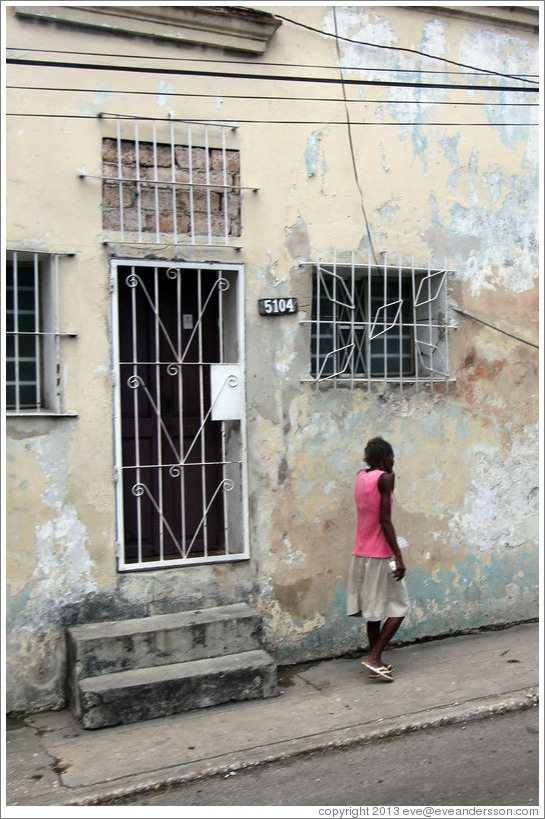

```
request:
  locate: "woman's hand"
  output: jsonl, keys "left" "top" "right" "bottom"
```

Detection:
{"left": 393, "top": 558, "right": 406, "bottom": 581}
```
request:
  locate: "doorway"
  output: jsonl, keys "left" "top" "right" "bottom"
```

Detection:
{"left": 111, "top": 260, "right": 247, "bottom": 569}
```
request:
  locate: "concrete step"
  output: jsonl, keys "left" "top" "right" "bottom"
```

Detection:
{"left": 77, "top": 649, "right": 278, "bottom": 729}
{"left": 67, "top": 603, "right": 264, "bottom": 681}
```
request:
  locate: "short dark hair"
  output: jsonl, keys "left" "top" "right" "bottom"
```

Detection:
{"left": 364, "top": 436, "right": 393, "bottom": 468}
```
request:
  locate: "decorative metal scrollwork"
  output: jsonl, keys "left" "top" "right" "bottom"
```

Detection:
{"left": 125, "top": 272, "right": 141, "bottom": 288}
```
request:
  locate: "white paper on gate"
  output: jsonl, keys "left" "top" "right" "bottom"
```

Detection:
{"left": 210, "top": 363, "right": 244, "bottom": 420}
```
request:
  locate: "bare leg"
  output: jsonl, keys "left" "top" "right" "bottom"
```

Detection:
{"left": 364, "top": 616, "right": 404, "bottom": 668}
{"left": 367, "top": 620, "right": 381, "bottom": 651}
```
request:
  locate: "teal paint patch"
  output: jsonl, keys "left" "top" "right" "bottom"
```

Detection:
{"left": 404, "top": 546, "right": 538, "bottom": 637}
{"left": 6, "top": 583, "right": 33, "bottom": 631}
{"left": 305, "top": 131, "right": 321, "bottom": 177}
{"left": 273, "top": 542, "right": 538, "bottom": 664}
{"left": 485, "top": 91, "right": 535, "bottom": 149}
{"left": 157, "top": 79, "right": 175, "bottom": 106}
{"left": 438, "top": 132, "right": 461, "bottom": 167}
{"left": 482, "top": 170, "right": 505, "bottom": 207}
{"left": 398, "top": 124, "right": 429, "bottom": 174}
{"left": 94, "top": 85, "right": 113, "bottom": 107}
{"left": 447, "top": 169, "right": 461, "bottom": 189}
{"left": 378, "top": 203, "right": 397, "bottom": 219}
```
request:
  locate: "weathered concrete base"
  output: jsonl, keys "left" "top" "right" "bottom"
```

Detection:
{"left": 78, "top": 649, "right": 278, "bottom": 729}
{"left": 66, "top": 604, "right": 278, "bottom": 729}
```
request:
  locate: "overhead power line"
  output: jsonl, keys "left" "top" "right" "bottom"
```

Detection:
{"left": 6, "top": 57, "right": 539, "bottom": 94}
{"left": 6, "top": 45, "right": 538, "bottom": 82}
{"left": 6, "top": 84, "right": 539, "bottom": 108}
{"left": 451, "top": 307, "right": 539, "bottom": 349}
{"left": 5, "top": 112, "right": 538, "bottom": 127}
{"left": 333, "top": 6, "right": 378, "bottom": 265}
{"left": 274, "top": 13, "right": 539, "bottom": 86}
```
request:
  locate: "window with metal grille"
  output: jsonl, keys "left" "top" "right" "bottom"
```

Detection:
{"left": 306, "top": 256, "right": 453, "bottom": 391}
{"left": 88, "top": 119, "right": 249, "bottom": 248}
{"left": 5, "top": 251, "right": 75, "bottom": 414}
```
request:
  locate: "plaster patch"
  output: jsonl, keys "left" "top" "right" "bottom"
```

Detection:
{"left": 6, "top": 582, "right": 33, "bottom": 630}
{"left": 378, "top": 202, "right": 398, "bottom": 219}
{"left": 447, "top": 169, "right": 461, "bottom": 189}
{"left": 281, "top": 534, "right": 306, "bottom": 566}
{"left": 30, "top": 425, "right": 73, "bottom": 509}
{"left": 157, "top": 79, "right": 174, "bottom": 106}
{"left": 325, "top": 7, "right": 397, "bottom": 66}
{"left": 449, "top": 426, "right": 538, "bottom": 554}
{"left": 420, "top": 19, "right": 446, "bottom": 56}
{"left": 425, "top": 173, "right": 537, "bottom": 294}
{"left": 94, "top": 84, "right": 113, "bottom": 107}
{"left": 438, "top": 132, "right": 461, "bottom": 167}
{"left": 458, "top": 29, "right": 537, "bottom": 83}
{"left": 34, "top": 503, "right": 98, "bottom": 600}
{"left": 398, "top": 125, "right": 429, "bottom": 174}
{"left": 305, "top": 130, "right": 326, "bottom": 178}
{"left": 482, "top": 169, "right": 506, "bottom": 207}
{"left": 284, "top": 216, "right": 311, "bottom": 261}
{"left": 276, "top": 351, "right": 296, "bottom": 375}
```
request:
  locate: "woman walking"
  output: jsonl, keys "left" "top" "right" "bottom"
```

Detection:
{"left": 346, "top": 437, "right": 410, "bottom": 681}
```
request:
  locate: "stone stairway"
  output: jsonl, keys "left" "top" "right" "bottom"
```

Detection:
{"left": 66, "top": 603, "right": 278, "bottom": 729}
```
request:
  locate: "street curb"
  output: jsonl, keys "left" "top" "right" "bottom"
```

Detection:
{"left": 29, "top": 686, "right": 538, "bottom": 807}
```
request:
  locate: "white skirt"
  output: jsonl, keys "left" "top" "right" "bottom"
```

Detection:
{"left": 346, "top": 554, "right": 411, "bottom": 621}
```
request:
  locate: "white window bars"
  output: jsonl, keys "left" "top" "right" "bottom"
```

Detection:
{"left": 5, "top": 250, "right": 76, "bottom": 414}
{"left": 80, "top": 116, "right": 254, "bottom": 247}
{"left": 303, "top": 253, "right": 454, "bottom": 392}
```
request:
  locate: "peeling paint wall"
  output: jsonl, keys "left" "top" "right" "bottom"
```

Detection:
{"left": 5, "top": 5, "right": 539, "bottom": 712}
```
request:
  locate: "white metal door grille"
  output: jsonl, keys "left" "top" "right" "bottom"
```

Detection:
{"left": 111, "top": 260, "right": 248, "bottom": 570}
{"left": 304, "top": 252, "right": 454, "bottom": 392}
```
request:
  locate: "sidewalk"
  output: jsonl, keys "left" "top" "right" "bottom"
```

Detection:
{"left": 4, "top": 621, "right": 540, "bottom": 808}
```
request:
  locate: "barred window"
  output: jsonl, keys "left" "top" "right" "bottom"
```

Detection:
{"left": 305, "top": 256, "right": 453, "bottom": 391}
{"left": 90, "top": 119, "right": 247, "bottom": 248}
{"left": 5, "top": 251, "right": 74, "bottom": 414}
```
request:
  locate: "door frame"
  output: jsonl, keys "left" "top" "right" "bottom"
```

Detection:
{"left": 110, "top": 258, "right": 249, "bottom": 571}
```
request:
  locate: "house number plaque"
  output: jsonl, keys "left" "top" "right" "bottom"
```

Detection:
{"left": 258, "top": 297, "right": 298, "bottom": 316}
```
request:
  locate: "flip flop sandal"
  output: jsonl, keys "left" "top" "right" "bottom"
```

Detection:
{"left": 362, "top": 661, "right": 393, "bottom": 680}
{"left": 368, "top": 663, "right": 394, "bottom": 678}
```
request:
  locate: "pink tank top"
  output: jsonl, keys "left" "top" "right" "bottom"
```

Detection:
{"left": 353, "top": 469, "right": 394, "bottom": 558}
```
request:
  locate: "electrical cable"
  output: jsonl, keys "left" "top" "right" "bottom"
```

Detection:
{"left": 333, "top": 6, "right": 378, "bottom": 266}
{"left": 5, "top": 56, "right": 538, "bottom": 94}
{"left": 6, "top": 83, "right": 539, "bottom": 108}
{"left": 5, "top": 112, "right": 537, "bottom": 127}
{"left": 6, "top": 45, "right": 538, "bottom": 85}
{"left": 451, "top": 307, "right": 538, "bottom": 349}
{"left": 274, "top": 13, "right": 539, "bottom": 86}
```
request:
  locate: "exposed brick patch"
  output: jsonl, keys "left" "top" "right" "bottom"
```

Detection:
{"left": 102, "top": 138, "right": 241, "bottom": 239}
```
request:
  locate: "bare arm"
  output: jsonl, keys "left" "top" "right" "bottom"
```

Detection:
{"left": 378, "top": 471, "right": 406, "bottom": 580}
